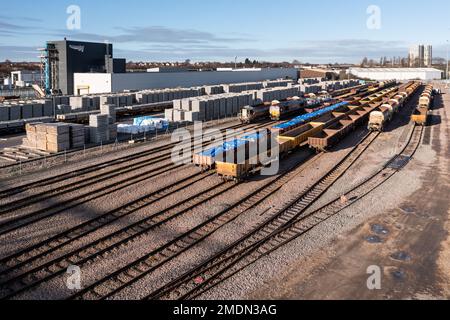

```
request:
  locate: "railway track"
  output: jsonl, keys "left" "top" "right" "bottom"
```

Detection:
{"left": 66, "top": 153, "right": 323, "bottom": 300}
{"left": 0, "top": 174, "right": 238, "bottom": 299}
{"left": 145, "top": 125, "right": 423, "bottom": 300}
{"left": 0, "top": 122, "right": 257, "bottom": 199}
{"left": 64, "top": 130, "right": 379, "bottom": 300}
{"left": 0, "top": 122, "right": 275, "bottom": 236}
{"left": 0, "top": 149, "right": 320, "bottom": 300}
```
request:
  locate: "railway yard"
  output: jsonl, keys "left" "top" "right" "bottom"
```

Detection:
{"left": 0, "top": 79, "right": 449, "bottom": 301}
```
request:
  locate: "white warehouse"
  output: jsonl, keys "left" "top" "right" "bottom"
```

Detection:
{"left": 73, "top": 68, "right": 298, "bottom": 95}
{"left": 349, "top": 68, "right": 443, "bottom": 81}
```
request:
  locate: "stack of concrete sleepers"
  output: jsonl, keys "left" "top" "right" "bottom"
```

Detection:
{"left": 0, "top": 99, "right": 55, "bottom": 121}
{"left": 204, "top": 85, "right": 224, "bottom": 95}
{"left": 89, "top": 114, "right": 109, "bottom": 144}
{"left": 168, "top": 92, "right": 253, "bottom": 123}
{"left": 46, "top": 123, "right": 71, "bottom": 153}
{"left": 20, "top": 103, "right": 33, "bottom": 119}
{"left": 263, "top": 79, "right": 294, "bottom": 88}
{"left": 222, "top": 82, "right": 263, "bottom": 93}
{"left": 135, "top": 87, "right": 205, "bottom": 104}
{"left": 254, "top": 86, "right": 302, "bottom": 104}
{"left": 5, "top": 104, "right": 21, "bottom": 121}
{"left": 99, "top": 104, "right": 117, "bottom": 141}
{"left": 100, "top": 94, "right": 134, "bottom": 108}
{"left": 70, "top": 96, "right": 91, "bottom": 112}
{"left": 69, "top": 124, "right": 85, "bottom": 148}
{"left": 52, "top": 96, "right": 71, "bottom": 107}
{"left": 0, "top": 104, "right": 8, "bottom": 122}
{"left": 100, "top": 104, "right": 116, "bottom": 123}
{"left": 300, "top": 84, "right": 322, "bottom": 95}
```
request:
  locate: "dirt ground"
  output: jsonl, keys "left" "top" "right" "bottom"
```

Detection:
{"left": 252, "top": 82, "right": 450, "bottom": 300}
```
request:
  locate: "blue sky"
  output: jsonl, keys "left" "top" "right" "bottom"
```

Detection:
{"left": 1, "top": 0, "right": 449, "bottom": 63}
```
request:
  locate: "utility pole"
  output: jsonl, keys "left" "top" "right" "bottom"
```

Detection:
{"left": 447, "top": 40, "right": 449, "bottom": 81}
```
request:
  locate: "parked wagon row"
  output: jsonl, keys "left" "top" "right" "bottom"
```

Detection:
{"left": 306, "top": 85, "right": 402, "bottom": 151}
{"left": 193, "top": 82, "right": 413, "bottom": 181}
{"left": 411, "top": 84, "right": 434, "bottom": 126}
{"left": 368, "top": 81, "right": 420, "bottom": 132}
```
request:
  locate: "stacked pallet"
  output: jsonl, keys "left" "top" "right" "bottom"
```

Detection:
{"left": 89, "top": 114, "right": 109, "bottom": 144}
{"left": 222, "top": 82, "right": 263, "bottom": 93}
{"left": 69, "top": 96, "right": 101, "bottom": 111}
{"left": 53, "top": 96, "right": 71, "bottom": 107}
{"left": 69, "top": 124, "right": 85, "bottom": 148}
{"left": 204, "top": 85, "right": 224, "bottom": 95}
{"left": 253, "top": 86, "right": 302, "bottom": 104}
{"left": 23, "top": 123, "right": 71, "bottom": 153}
{"left": 46, "top": 124, "right": 71, "bottom": 153}
{"left": 167, "top": 92, "right": 254, "bottom": 122}
{"left": 100, "top": 104, "right": 117, "bottom": 123}
{"left": 263, "top": 79, "right": 294, "bottom": 88}
{"left": 100, "top": 94, "right": 135, "bottom": 108}
{"left": 135, "top": 87, "right": 205, "bottom": 104}
{"left": 0, "top": 104, "right": 8, "bottom": 122}
{"left": 0, "top": 99, "right": 54, "bottom": 122}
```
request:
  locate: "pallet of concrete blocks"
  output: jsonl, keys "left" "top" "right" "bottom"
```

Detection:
{"left": 109, "top": 123, "right": 118, "bottom": 141}
{"left": 32, "top": 102, "right": 44, "bottom": 118}
{"left": 100, "top": 95, "right": 120, "bottom": 108}
{"left": 204, "top": 85, "right": 224, "bottom": 95}
{"left": 89, "top": 114, "right": 109, "bottom": 144}
{"left": 7, "top": 104, "right": 21, "bottom": 120}
{"left": 52, "top": 96, "right": 70, "bottom": 107}
{"left": 118, "top": 94, "right": 134, "bottom": 107}
{"left": 164, "top": 109, "right": 174, "bottom": 122}
{"left": 36, "top": 99, "right": 54, "bottom": 116}
{"left": 189, "top": 99, "right": 206, "bottom": 119}
{"left": 100, "top": 104, "right": 117, "bottom": 123}
{"left": 263, "top": 79, "right": 294, "bottom": 88}
{"left": 173, "top": 109, "right": 185, "bottom": 122}
{"left": 55, "top": 104, "right": 72, "bottom": 115}
{"left": 0, "top": 104, "right": 8, "bottom": 122}
{"left": 20, "top": 103, "right": 33, "bottom": 119}
{"left": 69, "top": 96, "right": 91, "bottom": 112}
{"left": 223, "top": 82, "right": 263, "bottom": 93}
{"left": 68, "top": 124, "right": 85, "bottom": 149}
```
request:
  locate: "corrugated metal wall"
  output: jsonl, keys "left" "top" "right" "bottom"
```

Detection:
{"left": 74, "top": 68, "right": 298, "bottom": 94}
{"left": 111, "top": 69, "right": 298, "bottom": 92}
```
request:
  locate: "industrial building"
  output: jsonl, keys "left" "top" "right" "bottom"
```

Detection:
{"left": 348, "top": 67, "right": 442, "bottom": 81}
{"left": 73, "top": 68, "right": 298, "bottom": 95}
{"left": 43, "top": 40, "right": 126, "bottom": 95}
{"left": 10, "top": 70, "right": 43, "bottom": 87}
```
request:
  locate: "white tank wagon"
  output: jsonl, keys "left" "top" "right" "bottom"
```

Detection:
{"left": 368, "top": 105, "right": 394, "bottom": 131}
{"left": 368, "top": 81, "right": 420, "bottom": 132}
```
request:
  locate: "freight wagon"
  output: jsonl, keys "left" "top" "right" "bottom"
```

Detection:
{"left": 271, "top": 101, "right": 350, "bottom": 135}
{"left": 411, "top": 84, "right": 434, "bottom": 126}
{"left": 215, "top": 130, "right": 274, "bottom": 181}
{"left": 368, "top": 81, "right": 420, "bottom": 132}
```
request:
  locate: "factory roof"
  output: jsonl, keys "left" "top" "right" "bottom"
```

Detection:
{"left": 350, "top": 67, "right": 442, "bottom": 73}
